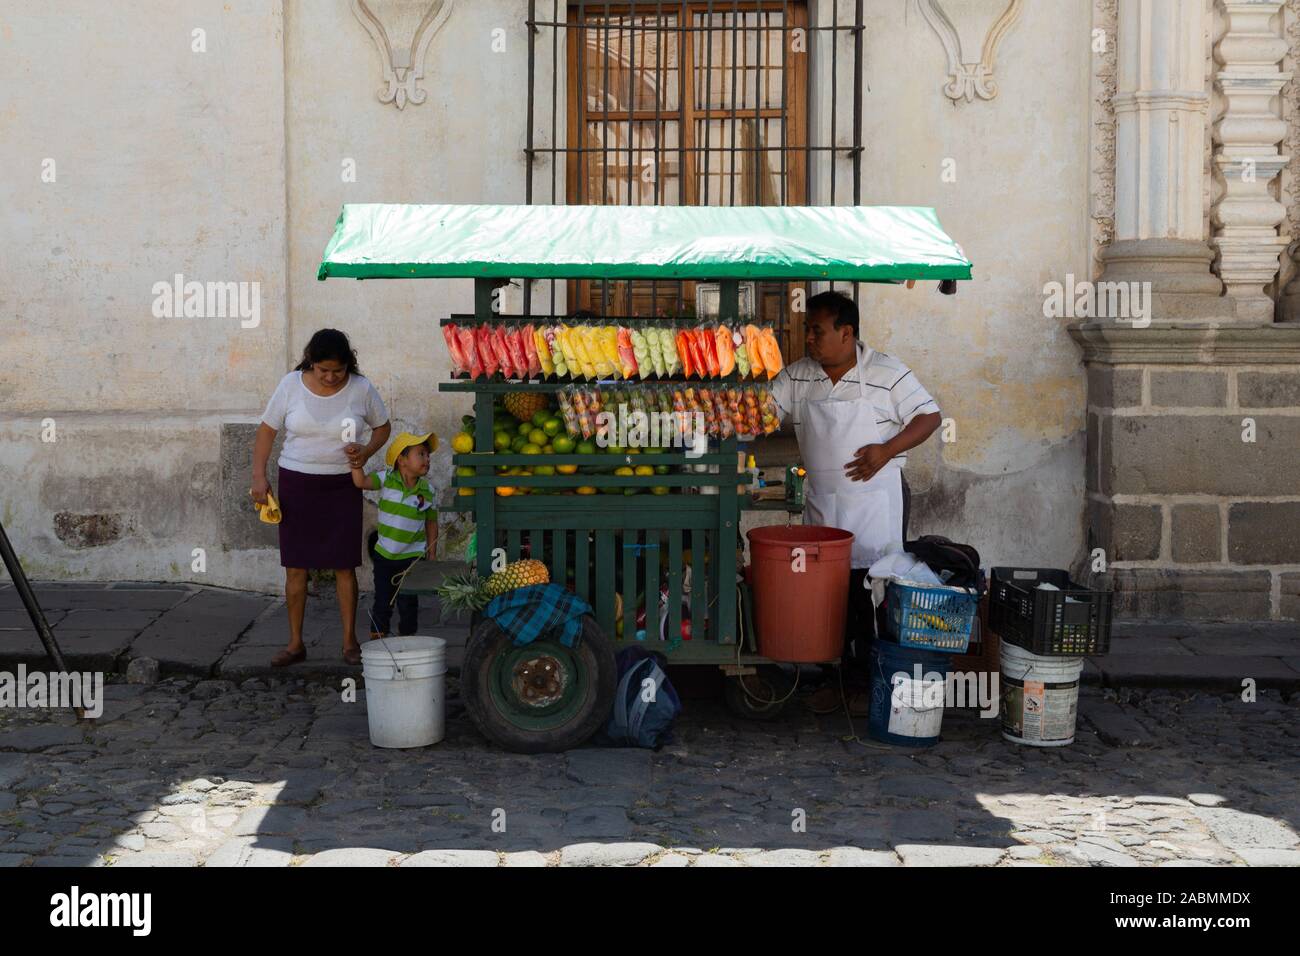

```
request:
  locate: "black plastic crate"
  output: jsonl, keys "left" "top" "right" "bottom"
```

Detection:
{"left": 989, "top": 567, "right": 1112, "bottom": 656}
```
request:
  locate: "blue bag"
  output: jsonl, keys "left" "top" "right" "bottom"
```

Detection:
{"left": 597, "top": 647, "right": 681, "bottom": 749}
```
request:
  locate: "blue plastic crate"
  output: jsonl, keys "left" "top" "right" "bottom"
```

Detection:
{"left": 886, "top": 582, "right": 978, "bottom": 653}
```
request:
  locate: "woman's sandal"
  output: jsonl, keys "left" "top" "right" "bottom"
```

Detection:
{"left": 342, "top": 645, "right": 363, "bottom": 666}
{"left": 271, "top": 647, "right": 306, "bottom": 668}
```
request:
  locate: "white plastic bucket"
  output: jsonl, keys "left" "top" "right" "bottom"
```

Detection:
{"left": 886, "top": 674, "right": 946, "bottom": 740}
{"left": 361, "top": 636, "right": 447, "bottom": 748}
{"left": 999, "top": 641, "right": 1083, "bottom": 747}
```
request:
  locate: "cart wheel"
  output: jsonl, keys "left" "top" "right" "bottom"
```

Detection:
{"left": 724, "top": 665, "right": 795, "bottom": 721}
{"left": 461, "top": 613, "right": 616, "bottom": 754}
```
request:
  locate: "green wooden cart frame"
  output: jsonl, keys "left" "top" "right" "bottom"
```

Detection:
{"left": 319, "top": 203, "right": 972, "bottom": 744}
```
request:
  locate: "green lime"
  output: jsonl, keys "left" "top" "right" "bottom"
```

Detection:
{"left": 651, "top": 486, "right": 670, "bottom": 495}
{"left": 520, "top": 443, "right": 542, "bottom": 455}
{"left": 576, "top": 440, "right": 597, "bottom": 455}
{"left": 518, "top": 421, "right": 533, "bottom": 436}
{"left": 528, "top": 428, "right": 548, "bottom": 446}
{"left": 532, "top": 409, "right": 552, "bottom": 428}
{"left": 653, "top": 464, "right": 670, "bottom": 475}
{"left": 542, "top": 417, "right": 563, "bottom": 437}
{"left": 510, "top": 435, "right": 528, "bottom": 453}
{"left": 456, "top": 466, "right": 475, "bottom": 478}
{"left": 552, "top": 435, "right": 576, "bottom": 454}
{"left": 606, "top": 444, "right": 625, "bottom": 455}
{"left": 493, "top": 432, "right": 513, "bottom": 452}
{"left": 534, "top": 464, "right": 555, "bottom": 476}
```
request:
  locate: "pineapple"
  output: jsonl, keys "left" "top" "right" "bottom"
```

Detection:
{"left": 487, "top": 558, "right": 549, "bottom": 596}
{"left": 502, "top": 392, "right": 550, "bottom": 423}
{"left": 436, "top": 559, "right": 551, "bottom": 612}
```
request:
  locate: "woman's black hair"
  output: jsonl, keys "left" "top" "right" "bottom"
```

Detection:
{"left": 294, "top": 328, "right": 361, "bottom": 375}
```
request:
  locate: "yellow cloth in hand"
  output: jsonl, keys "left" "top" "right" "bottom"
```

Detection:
{"left": 255, "top": 491, "right": 281, "bottom": 524}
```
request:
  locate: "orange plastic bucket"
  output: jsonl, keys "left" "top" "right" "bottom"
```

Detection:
{"left": 746, "top": 526, "right": 853, "bottom": 662}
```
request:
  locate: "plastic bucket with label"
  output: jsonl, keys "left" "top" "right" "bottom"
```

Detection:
{"left": 867, "top": 639, "right": 953, "bottom": 747}
{"left": 999, "top": 641, "right": 1083, "bottom": 747}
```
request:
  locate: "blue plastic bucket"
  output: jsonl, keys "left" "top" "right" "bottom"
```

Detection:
{"left": 867, "top": 639, "right": 954, "bottom": 747}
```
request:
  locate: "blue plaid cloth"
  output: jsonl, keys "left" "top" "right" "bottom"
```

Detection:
{"left": 484, "top": 584, "right": 593, "bottom": 648}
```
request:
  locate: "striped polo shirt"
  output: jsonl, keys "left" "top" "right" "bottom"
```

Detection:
{"left": 369, "top": 468, "right": 436, "bottom": 560}
{"left": 770, "top": 341, "right": 940, "bottom": 465}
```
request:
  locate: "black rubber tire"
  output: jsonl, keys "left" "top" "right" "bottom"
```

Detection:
{"left": 461, "top": 614, "right": 616, "bottom": 754}
{"left": 724, "top": 665, "right": 795, "bottom": 721}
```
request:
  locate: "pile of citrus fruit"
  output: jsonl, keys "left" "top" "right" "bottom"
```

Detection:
{"left": 450, "top": 397, "right": 676, "bottom": 497}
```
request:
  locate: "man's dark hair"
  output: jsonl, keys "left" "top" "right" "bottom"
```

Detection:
{"left": 807, "top": 291, "right": 858, "bottom": 338}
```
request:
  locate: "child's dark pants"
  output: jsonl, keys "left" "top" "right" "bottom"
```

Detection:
{"left": 369, "top": 532, "right": 419, "bottom": 636}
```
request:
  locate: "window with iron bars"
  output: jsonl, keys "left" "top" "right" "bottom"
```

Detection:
{"left": 524, "top": 1, "right": 865, "bottom": 361}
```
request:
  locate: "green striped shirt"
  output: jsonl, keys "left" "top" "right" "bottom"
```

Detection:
{"left": 370, "top": 468, "right": 436, "bottom": 560}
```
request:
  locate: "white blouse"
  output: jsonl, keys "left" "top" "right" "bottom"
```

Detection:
{"left": 260, "top": 371, "right": 389, "bottom": 475}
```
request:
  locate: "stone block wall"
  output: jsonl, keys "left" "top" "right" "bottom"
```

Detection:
{"left": 1078, "top": 327, "right": 1300, "bottom": 620}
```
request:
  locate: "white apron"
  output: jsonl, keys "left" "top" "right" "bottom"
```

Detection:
{"left": 797, "top": 366, "right": 905, "bottom": 570}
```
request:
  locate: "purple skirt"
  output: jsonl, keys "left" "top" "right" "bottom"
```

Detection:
{"left": 277, "top": 468, "right": 362, "bottom": 570}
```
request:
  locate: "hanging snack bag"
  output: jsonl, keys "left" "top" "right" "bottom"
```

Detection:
{"left": 675, "top": 330, "right": 695, "bottom": 378}
{"left": 441, "top": 324, "right": 468, "bottom": 374}
{"left": 643, "top": 327, "right": 665, "bottom": 376}
{"left": 630, "top": 329, "right": 651, "bottom": 378}
{"left": 534, "top": 326, "right": 556, "bottom": 376}
{"left": 520, "top": 324, "right": 541, "bottom": 378}
{"left": 715, "top": 325, "right": 736, "bottom": 377}
{"left": 555, "top": 387, "right": 580, "bottom": 436}
{"left": 758, "top": 326, "right": 784, "bottom": 379}
{"left": 695, "top": 327, "right": 721, "bottom": 378}
{"left": 556, "top": 325, "right": 579, "bottom": 377}
{"left": 506, "top": 325, "right": 530, "bottom": 377}
{"left": 658, "top": 327, "right": 680, "bottom": 376}
{"left": 732, "top": 327, "right": 751, "bottom": 378}
{"left": 616, "top": 327, "right": 639, "bottom": 379}
{"left": 744, "top": 324, "right": 765, "bottom": 379}
{"left": 570, "top": 386, "right": 594, "bottom": 439}
{"left": 572, "top": 326, "right": 599, "bottom": 379}
{"left": 457, "top": 326, "right": 482, "bottom": 378}
{"left": 578, "top": 326, "right": 609, "bottom": 378}
{"left": 475, "top": 324, "right": 498, "bottom": 377}
{"left": 490, "top": 326, "right": 516, "bottom": 379}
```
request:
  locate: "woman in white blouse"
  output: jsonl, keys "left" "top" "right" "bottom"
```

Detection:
{"left": 251, "top": 329, "right": 391, "bottom": 666}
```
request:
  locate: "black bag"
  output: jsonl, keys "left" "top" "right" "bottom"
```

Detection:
{"left": 904, "top": 535, "right": 982, "bottom": 592}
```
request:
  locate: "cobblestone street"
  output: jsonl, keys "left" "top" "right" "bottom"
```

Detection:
{"left": 2, "top": 671, "right": 1297, "bottom": 868}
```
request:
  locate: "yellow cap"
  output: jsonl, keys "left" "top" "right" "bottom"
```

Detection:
{"left": 385, "top": 431, "right": 438, "bottom": 468}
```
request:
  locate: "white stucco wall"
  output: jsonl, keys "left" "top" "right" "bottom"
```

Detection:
{"left": 0, "top": 0, "right": 1089, "bottom": 589}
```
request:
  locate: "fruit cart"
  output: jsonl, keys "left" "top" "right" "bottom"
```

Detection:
{"left": 318, "top": 203, "right": 971, "bottom": 752}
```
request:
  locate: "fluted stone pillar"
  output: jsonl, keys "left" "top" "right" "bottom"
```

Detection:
{"left": 1072, "top": 0, "right": 1300, "bottom": 622}
{"left": 1211, "top": 0, "right": 1290, "bottom": 322}
{"left": 1099, "top": 0, "right": 1229, "bottom": 318}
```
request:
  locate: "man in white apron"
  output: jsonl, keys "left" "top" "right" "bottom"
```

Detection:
{"left": 770, "top": 292, "right": 943, "bottom": 712}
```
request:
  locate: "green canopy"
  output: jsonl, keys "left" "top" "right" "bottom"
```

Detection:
{"left": 317, "top": 203, "right": 972, "bottom": 282}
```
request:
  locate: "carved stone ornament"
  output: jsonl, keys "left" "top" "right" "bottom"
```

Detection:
{"left": 351, "top": 0, "right": 454, "bottom": 109}
{"left": 916, "top": 0, "right": 1024, "bottom": 103}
